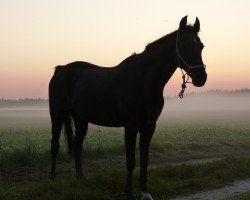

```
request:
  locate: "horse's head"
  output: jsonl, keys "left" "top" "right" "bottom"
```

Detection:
{"left": 176, "top": 16, "right": 207, "bottom": 87}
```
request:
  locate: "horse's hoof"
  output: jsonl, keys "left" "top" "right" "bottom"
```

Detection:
{"left": 126, "top": 192, "right": 137, "bottom": 200}
{"left": 141, "top": 192, "right": 153, "bottom": 200}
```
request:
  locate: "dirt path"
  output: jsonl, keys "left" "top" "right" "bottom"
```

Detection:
{"left": 168, "top": 158, "right": 222, "bottom": 166}
{"left": 170, "top": 178, "right": 250, "bottom": 200}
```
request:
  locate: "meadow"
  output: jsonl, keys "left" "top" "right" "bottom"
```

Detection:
{"left": 0, "top": 91, "right": 250, "bottom": 199}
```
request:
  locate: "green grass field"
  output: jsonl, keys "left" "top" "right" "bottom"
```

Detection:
{"left": 0, "top": 101, "right": 250, "bottom": 199}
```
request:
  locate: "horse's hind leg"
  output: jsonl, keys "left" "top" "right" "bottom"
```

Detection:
{"left": 72, "top": 115, "right": 88, "bottom": 179}
{"left": 124, "top": 126, "right": 138, "bottom": 200}
{"left": 50, "top": 116, "right": 64, "bottom": 179}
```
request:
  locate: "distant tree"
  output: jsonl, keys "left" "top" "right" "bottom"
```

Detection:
{"left": 0, "top": 98, "right": 48, "bottom": 107}
{"left": 164, "top": 88, "right": 250, "bottom": 100}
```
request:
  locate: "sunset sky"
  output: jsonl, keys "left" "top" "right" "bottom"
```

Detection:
{"left": 0, "top": 0, "right": 250, "bottom": 99}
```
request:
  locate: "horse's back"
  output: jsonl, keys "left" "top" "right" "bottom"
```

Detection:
{"left": 49, "top": 61, "right": 122, "bottom": 124}
{"left": 49, "top": 61, "right": 118, "bottom": 100}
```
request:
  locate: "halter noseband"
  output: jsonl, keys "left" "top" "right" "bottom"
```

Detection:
{"left": 176, "top": 30, "right": 205, "bottom": 98}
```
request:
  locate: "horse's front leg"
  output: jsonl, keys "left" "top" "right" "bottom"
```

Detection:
{"left": 139, "top": 123, "right": 156, "bottom": 200}
{"left": 124, "top": 126, "right": 138, "bottom": 200}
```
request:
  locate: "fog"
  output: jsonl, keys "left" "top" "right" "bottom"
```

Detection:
{"left": 0, "top": 91, "right": 249, "bottom": 128}
{"left": 158, "top": 91, "right": 250, "bottom": 127}
{"left": 163, "top": 93, "right": 250, "bottom": 112}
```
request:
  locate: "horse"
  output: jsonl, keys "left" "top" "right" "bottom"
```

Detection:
{"left": 49, "top": 16, "right": 207, "bottom": 200}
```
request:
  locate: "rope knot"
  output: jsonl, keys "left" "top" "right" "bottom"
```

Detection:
{"left": 179, "top": 70, "right": 189, "bottom": 99}
{"left": 181, "top": 83, "right": 186, "bottom": 89}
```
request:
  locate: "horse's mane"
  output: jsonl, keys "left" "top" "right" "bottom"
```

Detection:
{"left": 145, "top": 25, "right": 195, "bottom": 52}
{"left": 118, "top": 31, "right": 177, "bottom": 68}
{"left": 145, "top": 31, "right": 177, "bottom": 52}
{"left": 118, "top": 52, "right": 138, "bottom": 66}
{"left": 117, "top": 25, "right": 200, "bottom": 69}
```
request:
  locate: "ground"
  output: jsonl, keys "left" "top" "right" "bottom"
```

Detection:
{"left": 0, "top": 93, "right": 250, "bottom": 199}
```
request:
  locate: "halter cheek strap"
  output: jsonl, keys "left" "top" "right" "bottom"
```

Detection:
{"left": 175, "top": 30, "right": 205, "bottom": 98}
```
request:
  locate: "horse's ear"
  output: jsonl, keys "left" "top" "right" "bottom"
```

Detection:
{"left": 179, "top": 16, "right": 188, "bottom": 31}
{"left": 193, "top": 17, "right": 200, "bottom": 33}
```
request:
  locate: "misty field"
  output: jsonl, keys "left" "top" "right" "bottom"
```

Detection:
{"left": 0, "top": 92, "right": 250, "bottom": 199}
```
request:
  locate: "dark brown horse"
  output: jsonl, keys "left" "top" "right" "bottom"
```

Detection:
{"left": 49, "top": 16, "right": 207, "bottom": 200}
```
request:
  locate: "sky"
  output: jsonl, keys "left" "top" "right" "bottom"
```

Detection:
{"left": 0, "top": 0, "right": 250, "bottom": 99}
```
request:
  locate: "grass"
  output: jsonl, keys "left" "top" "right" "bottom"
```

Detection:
{"left": 0, "top": 108, "right": 250, "bottom": 199}
{"left": 1, "top": 157, "right": 250, "bottom": 199}
{"left": 1, "top": 121, "right": 250, "bottom": 163}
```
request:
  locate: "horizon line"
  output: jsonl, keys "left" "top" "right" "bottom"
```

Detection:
{"left": 1, "top": 88, "right": 249, "bottom": 101}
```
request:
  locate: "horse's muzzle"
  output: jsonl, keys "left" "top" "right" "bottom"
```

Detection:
{"left": 192, "top": 72, "right": 207, "bottom": 87}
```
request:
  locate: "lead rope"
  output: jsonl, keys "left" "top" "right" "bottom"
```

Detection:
{"left": 176, "top": 30, "right": 188, "bottom": 99}
{"left": 178, "top": 69, "right": 190, "bottom": 98}
{"left": 176, "top": 31, "right": 194, "bottom": 99}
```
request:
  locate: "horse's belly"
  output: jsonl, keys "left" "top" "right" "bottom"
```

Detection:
{"left": 80, "top": 110, "right": 125, "bottom": 127}
{"left": 74, "top": 99, "right": 125, "bottom": 127}
{"left": 72, "top": 78, "right": 126, "bottom": 126}
{"left": 88, "top": 118, "right": 124, "bottom": 127}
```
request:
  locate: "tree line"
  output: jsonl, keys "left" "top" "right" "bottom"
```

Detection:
{"left": 0, "top": 98, "right": 48, "bottom": 107}
{"left": 0, "top": 89, "right": 249, "bottom": 107}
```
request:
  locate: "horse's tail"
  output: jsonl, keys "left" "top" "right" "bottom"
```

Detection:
{"left": 64, "top": 113, "right": 74, "bottom": 157}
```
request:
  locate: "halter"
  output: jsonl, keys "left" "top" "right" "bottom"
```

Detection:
{"left": 176, "top": 30, "right": 205, "bottom": 98}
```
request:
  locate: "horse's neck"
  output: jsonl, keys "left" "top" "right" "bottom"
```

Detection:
{"left": 140, "top": 46, "right": 178, "bottom": 93}
{"left": 118, "top": 35, "right": 178, "bottom": 94}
